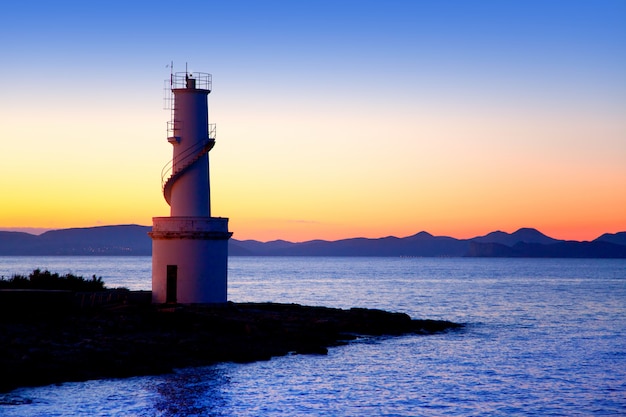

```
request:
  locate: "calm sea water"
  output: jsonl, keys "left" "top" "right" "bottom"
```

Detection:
{"left": 0, "top": 256, "right": 624, "bottom": 416}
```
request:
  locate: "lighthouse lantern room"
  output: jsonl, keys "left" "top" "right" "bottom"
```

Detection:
{"left": 150, "top": 70, "right": 232, "bottom": 304}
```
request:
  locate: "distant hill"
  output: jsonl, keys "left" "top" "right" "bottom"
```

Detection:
{"left": 595, "top": 232, "right": 626, "bottom": 246}
{"left": 240, "top": 233, "right": 471, "bottom": 257}
{"left": 0, "top": 232, "right": 40, "bottom": 255}
{"left": 472, "top": 228, "right": 559, "bottom": 246}
{"left": 1, "top": 225, "right": 625, "bottom": 258}
{"left": 466, "top": 241, "right": 626, "bottom": 258}
{"left": 0, "top": 225, "right": 152, "bottom": 255}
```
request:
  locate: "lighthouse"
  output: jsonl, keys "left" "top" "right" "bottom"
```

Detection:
{"left": 150, "top": 70, "right": 232, "bottom": 304}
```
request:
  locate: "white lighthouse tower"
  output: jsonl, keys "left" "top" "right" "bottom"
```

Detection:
{"left": 150, "top": 70, "right": 232, "bottom": 304}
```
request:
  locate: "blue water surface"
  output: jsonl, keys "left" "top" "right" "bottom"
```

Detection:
{"left": 0, "top": 257, "right": 624, "bottom": 416}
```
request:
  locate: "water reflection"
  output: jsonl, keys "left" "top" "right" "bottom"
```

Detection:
{"left": 150, "top": 366, "right": 232, "bottom": 416}
{"left": 0, "top": 366, "right": 233, "bottom": 417}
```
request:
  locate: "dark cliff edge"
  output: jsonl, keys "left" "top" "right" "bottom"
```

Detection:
{"left": 0, "top": 292, "right": 462, "bottom": 393}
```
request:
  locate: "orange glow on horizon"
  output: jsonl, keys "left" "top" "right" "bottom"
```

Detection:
{"left": 2, "top": 223, "right": 622, "bottom": 243}
{"left": 1, "top": 0, "right": 624, "bottom": 250}
{"left": 223, "top": 221, "right": 624, "bottom": 243}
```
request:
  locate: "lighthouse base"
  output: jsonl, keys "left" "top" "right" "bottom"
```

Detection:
{"left": 150, "top": 217, "right": 232, "bottom": 304}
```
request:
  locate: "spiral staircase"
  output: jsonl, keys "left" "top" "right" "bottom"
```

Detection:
{"left": 161, "top": 138, "right": 215, "bottom": 206}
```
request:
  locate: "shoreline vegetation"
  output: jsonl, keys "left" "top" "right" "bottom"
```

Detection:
{"left": 0, "top": 271, "right": 463, "bottom": 393}
{"left": 0, "top": 269, "right": 109, "bottom": 292}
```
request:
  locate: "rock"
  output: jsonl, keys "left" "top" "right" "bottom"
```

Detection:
{"left": 0, "top": 300, "right": 462, "bottom": 392}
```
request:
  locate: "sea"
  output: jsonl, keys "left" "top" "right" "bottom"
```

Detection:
{"left": 0, "top": 256, "right": 624, "bottom": 416}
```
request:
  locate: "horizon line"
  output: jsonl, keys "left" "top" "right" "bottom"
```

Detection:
{"left": 1, "top": 224, "right": 623, "bottom": 243}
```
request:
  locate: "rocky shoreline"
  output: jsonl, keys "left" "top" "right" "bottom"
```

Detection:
{"left": 0, "top": 298, "right": 462, "bottom": 393}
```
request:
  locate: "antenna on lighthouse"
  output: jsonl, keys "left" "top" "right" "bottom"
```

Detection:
{"left": 170, "top": 60, "right": 174, "bottom": 87}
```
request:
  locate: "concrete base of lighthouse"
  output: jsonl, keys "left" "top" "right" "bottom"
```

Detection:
{"left": 150, "top": 217, "right": 232, "bottom": 304}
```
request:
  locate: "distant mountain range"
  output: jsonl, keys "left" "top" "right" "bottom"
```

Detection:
{"left": 1, "top": 225, "right": 625, "bottom": 258}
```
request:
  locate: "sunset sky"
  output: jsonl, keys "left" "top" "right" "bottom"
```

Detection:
{"left": 1, "top": 0, "right": 624, "bottom": 242}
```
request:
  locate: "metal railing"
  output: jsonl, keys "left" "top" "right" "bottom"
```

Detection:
{"left": 161, "top": 138, "right": 216, "bottom": 205}
{"left": 163, "top": 72, "right": 212, "bottom": 112}
{"left": 167, "top": 120, "right": 181, "bottom": 140}
{"left": 165, "top": 122, "right": 214, "bottom": 142}
{"left": 171, "top": 72, "right": 212, "bottom": 91}
{"left": 161, "top": 140, "right": 206, "bottom": 187}
{"left": 208, "top": 123, "right": 216, "bottom": 139}
{"left": 161, "top": 122, "right": 217, "bottom": 187}
{"left": 163, "top": 79, "right": 174, "bottom": 110}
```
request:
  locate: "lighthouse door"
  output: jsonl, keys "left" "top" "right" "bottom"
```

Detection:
{"left": 166, "top": 265, "right": 178, "bottom": 303}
